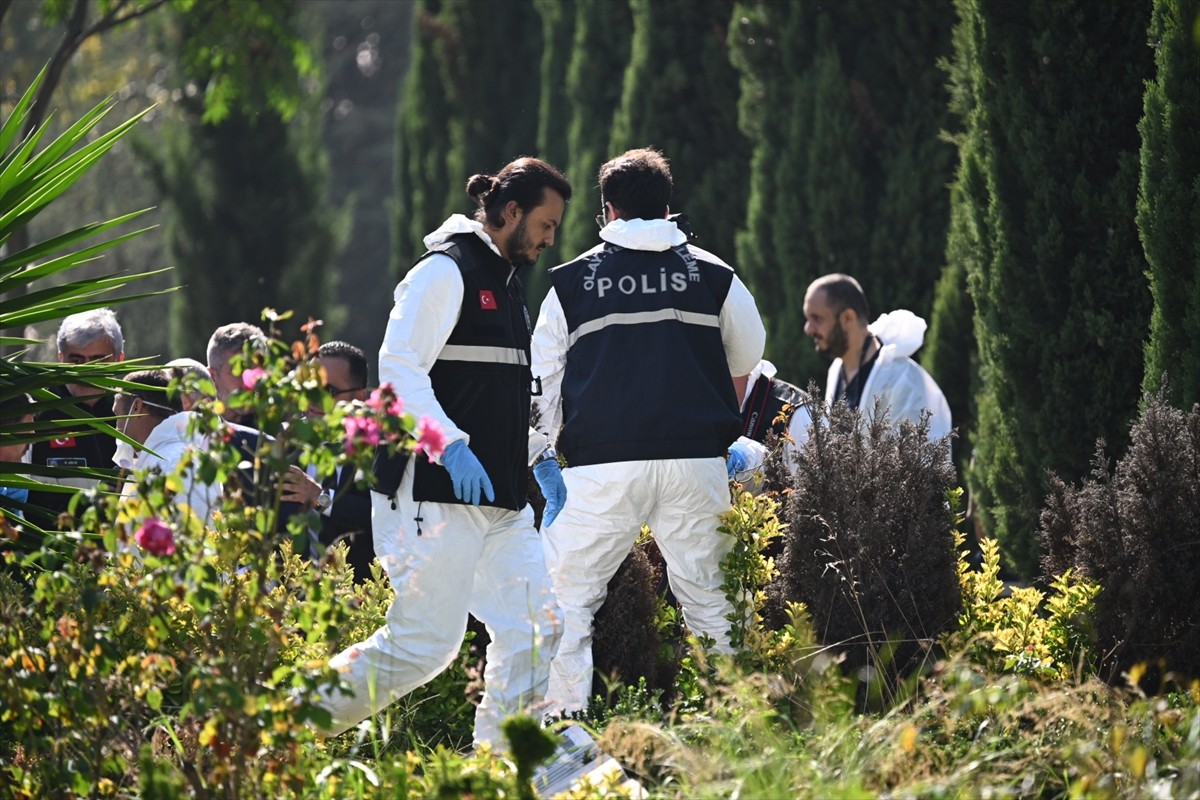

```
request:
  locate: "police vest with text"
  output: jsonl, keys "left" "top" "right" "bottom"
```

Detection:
{"left": 550, "top": 241, "right": 742, "bottom": 466}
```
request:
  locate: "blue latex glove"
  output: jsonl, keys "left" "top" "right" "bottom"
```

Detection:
{"left": 442, "top": 440, "right": 495, "bottom": 505}
{"left": 726, "top": 441, "right": 752, "bottom": 478}
{"left": 533, "top": 458, "right": 567, "bottom": 528}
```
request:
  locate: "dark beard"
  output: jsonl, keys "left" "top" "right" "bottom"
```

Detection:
{"left": 820, "top": 319, "right": 850, "bottom": 360}
{"left": 506, "top": 216, "right": 537, "bottom": 268}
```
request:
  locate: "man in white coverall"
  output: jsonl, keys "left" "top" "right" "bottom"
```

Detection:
{"left": 317, "top": 158, "right": 568, "bottom": 748}
{"left": 531, "top": 148, "right": 766, "bottom": 715}
{"left": 802, "top": 273, "right": 951, "bottom": 440}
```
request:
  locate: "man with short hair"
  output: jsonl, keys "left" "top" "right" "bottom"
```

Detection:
{"left": 27, "top": 309, "right": 126, "bottom": 525}
{"left": 279, "top": 340, "right": 375, "bottom": 583}
{"left": 802, "top": 273, "right": 951, "bottom": 440}
{"left": 205, "top": 322, "right": 267, "bottom": 425}
{"left": 112, "top": 369, "right": 221, "bottom": 525}
{"left": 531, "top": 148, "right": 767, "bottom": 715}
{"left": 316, "top": 158, "right": 568, "bottom": 749}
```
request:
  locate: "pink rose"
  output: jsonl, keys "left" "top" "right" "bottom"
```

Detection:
{"left": 413, "top": 415, "right": 447, "bottom": 463}
{"left": 343, "top": 415, "right": 382, "bottom": 456}
{"left": 367, "top": 383, "right": 403, "bottom": 417}
{"left": 134, "top": 518, "right": 176, "bottom": 556}
{"left": 241, "top": 367, "right": 266, "bottom": 389}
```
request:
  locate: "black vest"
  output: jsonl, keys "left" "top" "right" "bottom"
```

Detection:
{"left": 549, "top": 242, "right": 742, "bottom": 466}
{"left": 377, "top": 233, "right": 533, "bottom": 510}
{"left": 741, "top": 374, "right": 807, "bottom": 443}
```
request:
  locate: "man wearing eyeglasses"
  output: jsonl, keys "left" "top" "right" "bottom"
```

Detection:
{"left": 531, "top": 148, "right": 766, "bottom": 716}
{"left": 27, "top": 309, "right": 127, "bottom": 526}
{"left": 279, "top": 340, "right": 376, "bottom": 583}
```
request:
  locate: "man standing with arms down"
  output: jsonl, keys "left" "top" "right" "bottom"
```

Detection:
{"left": 316, "top": 158, "right": 568, "bottom": 749}
{"left": 802, "top": 273, "right": 951, "bottom": 440}
{"left": 531, "top": 148, "right": 766, "bottom": 716}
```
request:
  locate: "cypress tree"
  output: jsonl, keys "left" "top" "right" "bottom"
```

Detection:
{"left": 393, "top": 0, "right": 453, "bottom": 272}
{"left": 558, "top": 0, "right": 633, "bottom": 261}
{"left": 954, "top": 0, "right": 1155, "bottom": 576}
{"left": 526, "top": 0, "right": 578, "bottom": 303}
{"left": 439, "top": 0, "right": 542, "bottom": 216}
{"left": 144, "top": 6, "right": 343, "bottom": 355}
{"left": 1139, "top": 0, "right": 1200, "bottom": 409}
{"left": 611, "top": 0, "right": 748, "bottom": 264}
{"left": 728, "top": 1, "right": 955, "bottom": 385}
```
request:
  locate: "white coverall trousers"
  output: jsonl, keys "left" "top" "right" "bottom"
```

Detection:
{"left": 319, "top": 458, "right": 562, "bottom": 747}
{"left": 542, "top": 457, "right": 735, "bottom": 715}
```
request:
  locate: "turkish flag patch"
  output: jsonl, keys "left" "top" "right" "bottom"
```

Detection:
{"left": 479, "top": 290, "right": 497, "bottom": 310}
{"left": 50, "top": 436, "right": 77, "bottom": 448}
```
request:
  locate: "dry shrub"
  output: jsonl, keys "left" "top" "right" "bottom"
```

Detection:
{"left": 768, "top": 395, "right": 961, "bottom": 696}
{"left": 1040, "top": 392, "right": 1200, "bottom": 683}
{"left": 591, "top": 540, "right": 679, "bottom": 705}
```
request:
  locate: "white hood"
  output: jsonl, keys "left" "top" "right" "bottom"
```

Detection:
{"left": 869, "top": 310, "right": 927, "bottom": 361}
{"left": 423, "top": 214, "right": 503, "bottom": 259}
{"left": 599, "top": 218, "right": 687, "bottom": 252}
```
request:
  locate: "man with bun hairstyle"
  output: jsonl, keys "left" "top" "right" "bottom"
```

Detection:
{"left": 316, "top": 157, "right": 568, "bottom": 750}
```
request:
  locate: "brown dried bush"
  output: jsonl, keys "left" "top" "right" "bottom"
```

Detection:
{"left": 767, "top": 394, "right": 961, "bottom": 697}
{"left": 1040, "top": 391, "right": 1200, "bottom": 683}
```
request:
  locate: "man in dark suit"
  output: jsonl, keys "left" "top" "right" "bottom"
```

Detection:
{"left": 280, "top": 341, "right": 376, "bottom": 583}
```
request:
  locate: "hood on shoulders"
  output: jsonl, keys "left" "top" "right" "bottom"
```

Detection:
{"left": 600, "top": 218, "right": 687, "bottom": 252}
{"left": 423, "top": 214, "right": 503, "bottom": 259}
{"left": 869, "top": 310, "right": 927, "bottom": 360}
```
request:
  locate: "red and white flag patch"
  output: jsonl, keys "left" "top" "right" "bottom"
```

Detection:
{"left": 479, "top": 290, "right": 497, "bottom": 310}
{"left": 50, "top": 437, "right": 77, "bottom": 448}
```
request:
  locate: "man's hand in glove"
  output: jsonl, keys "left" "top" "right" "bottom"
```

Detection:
{"left": 442, "top": 440, "right": 495, "bottom": 505}
{"left": 727, "top": 441, "right": 753, "bottom": 478}
{"left": 533, "top": 458, "right": 567, "bottom": 527}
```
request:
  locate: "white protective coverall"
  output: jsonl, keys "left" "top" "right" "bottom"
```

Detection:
{"left": 122, "top": 411, "right": 222, "bottom": 524}
{"left": 823, "top": 310, "right": 952, "bottom": 440}
{"left": 729, "top": 359, "right": 814, "bottom": 485}
{"left": 532, "top": 217, "right": 766, "bottom": 715}
{"left": 318, "top": 215, "right": 561, "bottom": 749}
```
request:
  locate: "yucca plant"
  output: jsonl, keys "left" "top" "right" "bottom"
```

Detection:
{"left": 1, "top": 67, "right": 171, "bottom": 526}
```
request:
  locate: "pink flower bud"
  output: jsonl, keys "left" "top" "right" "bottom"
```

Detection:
{"left": 413, "top": 415, "right": 447, "bottom": 463}
{"left": 241, "top": 367, "right": 266, "bottom": 389}
{"left": 134, "top": 518, "right": 176, "bottom": 556}
{"left": 343, "top": 415, "right": 382, "bottom": 456}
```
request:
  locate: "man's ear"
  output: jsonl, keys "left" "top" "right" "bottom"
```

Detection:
{"left": 502, "top": 199, "right": 522, "bottom": 227}
{"left": 838, "top": 307, "right": 858, "bottom": 328}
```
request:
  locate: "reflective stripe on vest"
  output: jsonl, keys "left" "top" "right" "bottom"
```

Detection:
{"left": 566, "top": 308, "right": 720, "bottom": 348}
{"left": 437, "top": 343, "right": 530, "bottom": 366}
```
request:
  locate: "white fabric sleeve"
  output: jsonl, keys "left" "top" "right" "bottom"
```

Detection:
{"left": 530, "top": 288, "right": 568, "bottom": 444}
{"left": 719, "top": 275, "right": 767, "bottom": 377}
{"left": 378, "top": 254, "right": 468, "bottom": 456}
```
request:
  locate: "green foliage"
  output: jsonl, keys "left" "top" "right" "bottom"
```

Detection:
{"left": 728, "top": 0, "right": 955, "bottom": 384}
{"left": 1041, "top": 391, "right": 1200, "bottom": 684}
{"left": 556, "top": 0, "right": 632, "bottom": 264}
{"left": 392, "top": 0, "right": 454, "bottom": 274}
{"left": 611, "top": 0, "right": 748, "bottom": 263}
{"left": 140, "top": 3, "right": 346, "bottom": 357}
{"left": 1, "top": 71, "right": 168, "bottom": 517}
{"left": 945, "top": 533, "right": 1099, "bottom": 680}
{"left": 1138, "top": 0, "right": 1200, "bottom": 409}
{"left": 953, "top": 0, "right": 1155, "bottom": 577}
